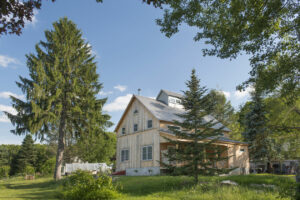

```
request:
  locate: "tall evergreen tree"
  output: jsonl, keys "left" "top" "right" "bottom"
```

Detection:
{"left": 5, "top": 18, "right": 112, "bottom": 180}
{"left": 242, "top": 89, "right": 270, "bottom": 169}
{"left": 10, "top": 134, "right": 36, "bottom": 175}
{"left": 163, "top": 69, "right": 229, "bottom": 183}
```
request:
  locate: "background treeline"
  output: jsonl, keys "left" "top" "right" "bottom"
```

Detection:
{"left": 0, "top": 132, "right": 116, "bottom": 179}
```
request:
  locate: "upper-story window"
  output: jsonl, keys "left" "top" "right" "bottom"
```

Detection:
{"left": 147, "top": 120, "right": 153, "bottom": 128}
{"left": 134, "top": 124, "right": 138, "bottom": 132}
{"left": 176, "top": 99, "right": 181, "bottom": 104}
{"left": 133, "top": 109, "right": 138, "bottom": 114}
{"left": 122, "top": 127, "right": 126, "bottom": 135}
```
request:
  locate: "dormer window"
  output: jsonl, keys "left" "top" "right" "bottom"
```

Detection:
{"left": 169, "top": 98, "right": 176, "bottom": 103}
{"left": 176, "top": 99, "right": 181, "bottom": 104}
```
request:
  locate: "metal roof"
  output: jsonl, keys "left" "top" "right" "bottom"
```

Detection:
{"left": 156, "top": 89, "right": 184, "bottom": 100}
{"left": 135, "top": 95, "right": 231, "bottom": 132}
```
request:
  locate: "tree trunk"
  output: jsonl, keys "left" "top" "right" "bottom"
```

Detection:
{"left": 54, "top": 111, "right": 66, "bottom": 180}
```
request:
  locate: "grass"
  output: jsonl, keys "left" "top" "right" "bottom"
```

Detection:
{"left": 0, "top": 174, "right": 296, "bottom": 200}
{"left": 0, "top": 176, "right": 60, "bottom": 200}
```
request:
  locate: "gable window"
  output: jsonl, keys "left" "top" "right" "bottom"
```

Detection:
{"left": 121, "top": 149, "right": 129, "bottom": 162}
{"left": 122, "top": 127, "right": 126, "bottom": 135}
{"left": 147, "top": 120, "right": 153, "bottom": 128}
{"left": 142, "top": 145, "right": 153, "bottom": 161}
{"left": 134, "top": 124, "right": 138, "bottom": 132}
{"left": 134, "top": 109, "right": 138, "bottom": 114}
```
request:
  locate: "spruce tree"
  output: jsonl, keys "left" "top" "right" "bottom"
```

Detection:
{"left": 5, "top": 18, "right": 112, "bottom": 180}
{"left": 242, "top": 89, "right": 269, "bottom": 170}
{"left": 163, "top": 69, "right": 229, "bottom": 183}
{"left": 10, "top": 134, "right": 36, "bottom": 175}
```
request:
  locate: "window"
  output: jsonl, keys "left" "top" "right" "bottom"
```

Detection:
{"left": 122, "top": 127, "right": 126, "bottom": 135}
{"left": 121, "top": 149, "right": 129, "bottom": 162}
{"left": 176, "top": 99, "right": 181, "bottom": 104}
{"left": 240, "top": 149, "right": 245, "bottom": 152}
{"left": 134, "top": 124, "right": 138, "bottom": 132}
{"left": 169, "top": 98, "right": 176, "bottom": 103}
{"left": 147, "top": 120, "right": 152, "bottom": 128}
{"left": 142, "top": 146, "right": 153, "bottom": 161}
{"left": 134, "top": 109, "right": 138, "bottom": 114}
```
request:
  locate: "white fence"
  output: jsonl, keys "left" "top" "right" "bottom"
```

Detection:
{"left": 64, "top": 163, "right": 111, "bottom": 175}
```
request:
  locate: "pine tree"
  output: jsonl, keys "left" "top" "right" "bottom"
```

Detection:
{"left": 242, "top": 89, "right": 270, "bottom": 170}
{"left": 10, "top": 135, "right": 36, "bottom": 175}
{"left": 5, "top": 18, "right": 112, "bottom": 180}
{"left": 163, "top": 69, "right": 229, "bottom": 183}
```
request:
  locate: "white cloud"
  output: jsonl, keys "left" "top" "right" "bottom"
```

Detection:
{"left": 0, "top": 55, "right": 19, "bottom": 67}
{"left": 0, "top": 104, "right": 17, "bottom": 123}
{"left": 218, "top": 90, "right": 231, "bottom": 99}
{"left": 114, "top": 85, "right": 127, "bottom": 92}
{"left": 234, "top": 86, "right": 255, "bottom": 99}
{"left": 25, "top": 9, "right": 38, "bottom": 26}
{"left": 98, "top": 91, "right": 113, "bottom": 96}
{"left": 103, "top": 94, "right": 132, "bottom": 112}
{"left": 0, "top": 104, "right": 17, "bottom": 115}
{"left": 0, "top": 91, "right": 24, "bottom": 100}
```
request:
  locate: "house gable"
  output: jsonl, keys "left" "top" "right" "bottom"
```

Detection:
{"left": 115, "top": 96, "right": 159, "bottom": 136}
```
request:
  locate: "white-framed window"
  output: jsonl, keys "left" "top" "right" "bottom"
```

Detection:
{"left": 142, "top": 145, "right": 153, "bottom": 161}
{"left": 121, "top": 149, "right": 129, "bottom": 162}
{"left": 240, "top": 148, "right": 245, "bottom": 152}
{"left": 134, "top": 124, "right": 138, "bottom": 132}
{"left": 122, "top": 127, "right": 126, "bottom": 135}
{"left": 147, "top": 120, "right": 152, "bottom": 128}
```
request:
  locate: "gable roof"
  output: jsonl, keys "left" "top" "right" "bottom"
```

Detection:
{"left": 156, "top": 89, "right": 184, "bottom": 100}
{"left": 119, "top": 95, "right": 229, "bottom": 132}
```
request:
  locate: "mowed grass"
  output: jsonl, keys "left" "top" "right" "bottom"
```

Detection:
{"left": 0, "top": 176, "right": 60, "bottom": 200}
{"left": 0, "top": 174, "right": 296, "bottom": 200}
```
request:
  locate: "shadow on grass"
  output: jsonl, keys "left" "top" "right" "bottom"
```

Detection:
{"left": 1, "top": 178, "right": 61, "bottom": 200}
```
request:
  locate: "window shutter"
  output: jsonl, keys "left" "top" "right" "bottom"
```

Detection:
{"left": 148, "top": 146, "right": 152, "bottom": 160}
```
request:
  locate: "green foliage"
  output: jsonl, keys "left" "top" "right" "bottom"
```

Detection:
{"left": 61, "top": 170, "right": 119, "bottom": 200}
{"left": 0, "top": 145, "right": 20, "bottom": 166}
{"left": 205, "top": 89, "right": 234, "bottom": 127}
{"left": 67, "top": 132, "right": 116, "bottom": 164}
{"left": 5, "top": 17, "right": 112, "bottom": 179}
{"left": 10, "top": 135, "right": 36, "bottom": 176}
{"left": 242, "top": 90, "right": 270, "bottom": 162}
{"left": 0, "top": 166, "right": 10, "bottom": 179}
{"left": 163, "top": 69, "right": 230, "bottom": 182}
{"left": 34, "top": 144, "right": 56, "bottom": 174}
{"left": 41, "top": 157, "right": 56, "bottom": 175}
{"left": 24, "top": 165, "right": 35, "bottom": 175}
{"left": 156, "top": 0, "right": 299, "bottom": 102}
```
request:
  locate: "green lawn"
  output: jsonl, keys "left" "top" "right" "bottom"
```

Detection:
{"left": 0, "top": 177, "right": 60, "bottom": 200}
{"left": 0, "top": 174, "right": 296, "bottom": 200}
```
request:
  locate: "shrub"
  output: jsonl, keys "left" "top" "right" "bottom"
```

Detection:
{"left": 0, "top": 166, "right": 10, "bottom": 179}
{"left": 62, "top": 170, "right": 119, "bottom": 200}
{"left": 41, "top": 157, "right": 56, "bottom": 175}
{"left": 24, "top": 165, "right": 35, "bottom": 175}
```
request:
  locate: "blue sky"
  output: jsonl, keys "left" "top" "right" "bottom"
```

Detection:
{"left": 0, "top": 0, "right": 253, "bottom": 144}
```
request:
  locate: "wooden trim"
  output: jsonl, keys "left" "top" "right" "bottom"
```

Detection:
{"left": 114, "top": 95, "right": 136, "bottom": 132}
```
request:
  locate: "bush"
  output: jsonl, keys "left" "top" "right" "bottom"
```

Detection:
{"left": 41, "top": 157, "right": 56, "bottom": 175}
{"left": 0, "top": 166, "right": 10, "bottom": 179}
{"left": 24, "top": 165, "right": 35, "bottom": 175}
{"left": 62, "top": 170, "right": 119, "bottom": 200}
